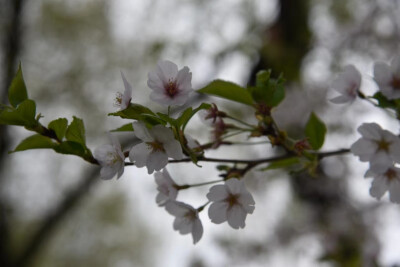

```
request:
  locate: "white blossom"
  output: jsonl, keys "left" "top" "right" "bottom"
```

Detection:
{"left": 114, "top": 72, "right": 132, "bottom": 110}
{"left": 365, "top": 166, "right": 400, "bottom": 203}
{"left": 94, "top": 134, "right": 125, "bottom": 180}
{"left": 330, "top": 65, "right": 361, "bottom": 104}
{"left": 147, "top": 60, "right": 192, "bottom": 106}
{"left": 165, "top": 201, "right": 203, "bottom": 244}
{"left": 374, "top": 55, "right": 400, "bottom": 100}
{"left": 129, "top": 122, "right": 183, "bottom": 174}
{"left": 351, "top": 123, "right": 400, "bottom": 172}
{"left": 154, "top": 169, "right": 178, "bottom": 206}
{"left": 207, "top": 178, "right": 255, "bottom": 229}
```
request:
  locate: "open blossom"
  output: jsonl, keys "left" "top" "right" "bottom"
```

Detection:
{"left": 154, "top": 169, "right": 178, "bottom": 206}
{"left": 374, "top": 55, "right": 400, "bottom": 100}
{"left": 94, "top": 134, "right": 125, "bottom": 180}
{"left": 330, "top": 65, "right": 361, "bottom": 104}
{"left": 129, "top": 122, "right": 183, "bottom": 174}
{"left": 351, "top": 123, "right": 400, "bottom": 172}
{"left": 207, "top": 178, "right": 255, "bottom": 229}
{"left": 365, "top": 166, "right": 400, "bottom": 203}
{"left": 165, "top": 201, "right": 203, "bottom": 244}
{"left": 147, "top": 60, "right": 193, "bottom": 106}
{"left": 114, "top": 72, "right": 132, "bottom": 110}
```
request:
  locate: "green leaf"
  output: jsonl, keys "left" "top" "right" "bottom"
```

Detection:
{"left": 140, "top": 114, "right": 167, "bottom": 126}
{"left": 261, "top": 157, "right": 300, "bottom": 171}
{"left": 305, "top": 112, "right": 327, "bottom": 150}
{"left": 372, "top": 92, "right": 396, "bottom": 109}
{"left": 156, "top": 112, "right": 178, "bottom": 127}
{"left": 108, "top": 103, "right": 155, "bottom": 120}
{"left": 65, "top": 116, "right": 86, "bottom": 146}
{"left": 197, "top": 80, "right": 254, "bottom": 106}
{"left": 177, "top": 103, "right": 211, "bottom": 130}
{"left": 11, "top": 134, "right": 56, "bottom": 153}
{"left": 111, "top": 123, "right": 134, "bottom": 132}
{"left": 0, "top": 99, "right": 37, "bottom": 127}
{"left": 53, "top": 141, "right": 86, "bottom": 157}
{"left": 48, "top": 118, "right": 68, "bottom": 140}
{"left": 248, "top": 70, "right": 285, "bottom": 107}
{"left": 8, "top": 63, "right": 28, "bottom": 108}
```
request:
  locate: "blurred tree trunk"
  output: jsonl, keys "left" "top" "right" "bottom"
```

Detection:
{"left": 0, "top": 0, "right": 25, "bottom": 266}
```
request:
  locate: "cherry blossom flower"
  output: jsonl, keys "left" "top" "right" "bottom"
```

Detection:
{"left": 129, "top": 122, "right": 183, "bottom": 174}
{"left": 154, "top": 168, "right": 178, "bottom": 206}
{"left": 165, "top": 201, "right": 203, "bottom": 244}
{"left": 114, "top": 72, "right": 132, "bottom": 110}
{"left": 147, "top": 60, "right": 193, "bottom": 106}
{"left": 94, "top": 134, "right": 125, "bottom": 180}
{"left": 365, "top": 166, "right": 400, "bottom": 203}
{"left": 374, "top": 55, "right": 400, "bottom": 100}
{"left": 351, "top": 123, "right": 400, "bottom": 172}
{"left": 198, "top": 103, "right": 225, "bottom": 126}
{"left": 207, "top": 178, "right": 255, "bottom": 229}
{"left": 330, "top": 65, "right": 361, "bottom": 104}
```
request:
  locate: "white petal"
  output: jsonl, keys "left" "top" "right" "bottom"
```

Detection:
{"left": 173, "top": 217, "right": 192, "bottom": 234}
{"left": 149, "top": 91, "right": 174, "bottom": 106}
{"left": 116, "top": 162, "right": 124, "bottom": 179}
{"left": 165, "top": 201, "right": 190, "bottom": 216}
{"left": 374, "top": 62, "right": 392, "bottom": 86}
{"left": 225, "top": 178, "right": 242, "bottom": 195}
{"left": 390, "top": 55, "right": 400, "bottom": 75}
{"left": 350, "top": 139, "right": 377, "bottom": 161}
{"left": 357, "top": 123, "right": 383, "bottom": 140}
{"left": 100, "top": 166, "right": 117, "bottom": 180}
{"left": 151, "top": 125, "right": 174, "bottom": 142}
{"left": 164, "top": 140, "right": 183, "bottom": 160}
{"left": 208, "top": 202, "right": 228, "bottom": 224}
{"left": 157, "top": 60, "right": 178, "bottom": 81}
{"left": 129, "top": 143, "right": 149, "bottom": 167}
{"left": 120, "top": 72, "right": 132, "bottom": 109}
{"left": 192, "top": 218, "right": 203, "bottom": 244}
{"left": 147, "top": 151, "right": 168, "bottom": 174}
{"left": 370, "top": 176, "right": 389, "bottom": 200}
{"left": 147, "top": 71, "right": 164, "bottom": 92}
{"left": 132, "top": 122, "right": 152, "bottom": 142}
{"left": 389, "top": 179, "right": 400, "bottom": 203}
{"left": 238, "top": 192, "right": 255, "bottom": 209}
{"left": 227, "top": 205, "right": 247, "bottom": 229}
{"left": 207, "top": 184, "right": 229, "bottom": 201}
{"left": 94, "top": 145, "right": 114, "bottom": 162}
{"left": 330, "top": 95, "right": 353, "bottom": 104}
{"left": 176, "top": 66, "right": 192, "bottom": 91}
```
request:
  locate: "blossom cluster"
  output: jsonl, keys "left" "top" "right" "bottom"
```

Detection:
{"left": 331, "top": 55, "right": 400, "bottom": 203}
{"left": 94, "top": 60, "right": 256, "bottom": 243}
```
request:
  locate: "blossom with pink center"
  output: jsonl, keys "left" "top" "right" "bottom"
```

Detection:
{"left": 207, "top": 178, "right": 255, "bottom": 229}
{"left": 154, "top": 168, "right": 178, "bottom": 206}
{"left": 165, "top": 201, "right": 203, "bottom": 244}
{"left": 365, "top": 166, "right": 400, "bottom": 203}
{"left": 374, "top": 55, "right": 400, "bottom": 99}
{"left": 330, "top": 65, "right": 361, "bottom": 104}
{"left": 351, "top": 123, "right": 400, "bottom": 172}
{"left": 129, "top": 122, "right": 183, "bottom": 174}
{"left": 94, "top": 134, "right": 125, "bottom": 180}
{"left": 114, "top": 72, "right": 132, "bottom": 110}
{"left": 147, "top": 60, "right": 193, "bottom": 106}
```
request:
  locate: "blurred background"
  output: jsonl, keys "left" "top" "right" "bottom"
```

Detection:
{"left": 1, "top": 0, "right": 400, "bottom": 266}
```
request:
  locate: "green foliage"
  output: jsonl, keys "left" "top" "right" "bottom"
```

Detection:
{"left": 54, "top": 141, "right": 87, "bottom": 157}
{"left": 66, "top": 116, "right": 86, "bottom": 146}
{"left": 198, "top": 80, "right": 254, "bottom": 106}
{"left": 176, "top": 103, "right": 211, "bottom": 130}
{"left": 108, "top": 104, "right": 155, "bottom": 120}
{"left": 0, "top": 99, "right": 37, "bottom": 128}
{"left": 8, "top": 63, "right": 28, "bottom": 108}
{"left": 11, "top": 134, "right": 56, "bottom": 153}
{"left": 248, "top": 70, "right": 285, "bottom": 108}
{"left": 372, "top": 92, "right": 397, "bottom": 109}
{"left": 48, "top": 118, "right": 68, "bottom": 140}
{"left": 262, "top": 157, "right": 300, "bottom": 170}
{"left": 305, "top": 112, "right": 327, "bottom": 150}
{"left": 111, "top": 123, "right": 134, "bottom": 132}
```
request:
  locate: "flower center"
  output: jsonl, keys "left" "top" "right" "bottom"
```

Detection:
{"left": 106, "top": 151, "right": 119, "bottom": 164}
{"left": 390, "top": 76, "right": 400, "bottom": 90}
{"left": 376, "top": 139, "right": 391, "bottom": 152}
{"left": 226, "top": 193, "right": 239, "bottom": 208}
{"left": 114, "top": 92, "right": 123, "bottom": 107}
{"left": 147, "top": 140, "right": 165, "bottom": 152}
{"left": 385, "top": 168, "right": 397, "bottom": 181}
{"left": 165, "top": 80, "right": 178, "bottom": 98}
{"left": 184, "top": 209, "right": 197, "bottom": 221}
